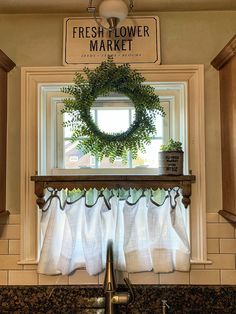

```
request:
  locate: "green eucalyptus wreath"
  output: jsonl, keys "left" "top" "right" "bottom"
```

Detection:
{"left": 62, "top": 58, "right": 165, "bottom": 162}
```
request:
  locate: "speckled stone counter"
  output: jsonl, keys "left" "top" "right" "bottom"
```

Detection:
{"left": 0, "top": 285, "right": 236, "bottom": 313}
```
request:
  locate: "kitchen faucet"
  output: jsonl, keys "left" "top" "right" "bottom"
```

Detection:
{"left": 103, "top": 241, "right": 134, "bottom": 314}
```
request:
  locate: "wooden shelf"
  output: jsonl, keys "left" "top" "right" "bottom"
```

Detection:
{"left": 31, "top": 174, "right": 195, "bottom": 209}
{"left": 218, "top": 210, "right": 236, "bottom": 224}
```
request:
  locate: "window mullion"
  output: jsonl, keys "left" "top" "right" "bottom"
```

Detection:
{"left": 128, "top": 108, "right": 133, "bottom": 168}
{"left": 94, "top": 109, "right": 99, "bottom": 168}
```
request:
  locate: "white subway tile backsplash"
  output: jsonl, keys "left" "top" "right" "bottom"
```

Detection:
{"left": 128, "top": 272, "right": 159, "bottom": 285}
{"left": 220, "top": 239, "right": 236, "bottom": 253}
{"left": 207, "top": 223, "right": 234, "bottom": 238}
{"left": 9, "top": 270, "right": 38, "bottom": 285}
{"left": 207, "top": 239, "right": 220, "bottom": 253}
{"left": 8, "top": 214, "right": 20, "bottom": 225}
{"left": 191, "top": 264, "right": 205, "bottom": 270}
{"left": 160, "top": 271, "right": 189, "bottom": 284}
{"left": 0, "top": 214, "right": 10, "bottom": 225}
{"left": 9, "top": 240, "right": 20, "bottom": 255}
{"left": 98, "top": 271, "right": 105, "bottom": 285}
{"left": 23, "top": 264, "right": 38, "bottom": 270}
{"left": 190, "top": 270, "right": 220, "bottom": 285}
{"left": 0, "top": 240, "right": 9, "bottom": 254}
{"left": 0, "top": 271, "right": 8, "bottom": 284}
{"left": 0, "top": 211, "right": 235, "bottom": 285}
{"left": 0, "top": 225, "right": 20, "bottom": 239}
{"left": 0, "top": 213, "right": 20, "bottom": 225}
{"left": 0, "top": 255, "right": 22, "bottom": 270}
{"left": 206, "top": 213, "right": 219, "bottom": 223}
{"left": 221, "top": 270, "right": 236, "bottom": 285}
{"left": 69, "top": 270, "right": 99, "bottom": 285}
{"left": 39, "top": 274, "right": 69, "bottom": 285}
{"left": 205, "top": 254, "right": 235, "bottom": 269}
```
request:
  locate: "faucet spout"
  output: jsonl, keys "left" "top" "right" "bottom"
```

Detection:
{"left": 103, "top": 241, "right": 134, "bottom": 314}
{"left": 103, "top": 241, "right": 117, "bottom": 292}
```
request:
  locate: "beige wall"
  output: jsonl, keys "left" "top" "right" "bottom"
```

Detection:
{"left": 1, "top": 11, "right": 235, "bottom": 213}
{"left": 0, "top": 11, "right": 235, "bottom": 285}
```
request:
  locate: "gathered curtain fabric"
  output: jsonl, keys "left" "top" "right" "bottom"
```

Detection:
{"left": 38, "top": 188, "right": 190, "bottom": 276}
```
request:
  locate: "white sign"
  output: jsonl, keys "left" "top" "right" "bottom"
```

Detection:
{"left": 63, "top": 16, "right": 161, "bottom": 65}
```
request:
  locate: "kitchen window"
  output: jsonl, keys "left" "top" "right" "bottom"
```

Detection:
{"left": 20, "top": 65, "right": 206, "bottom": 267}
{"left": 58, "top": 99, "right": 167, "bottom": 169}
{"left": 39, "top": 83, "right": 187, "bottom": 176}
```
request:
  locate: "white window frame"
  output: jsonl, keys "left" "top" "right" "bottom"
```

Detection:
{"left": 41, "top": 92, "right": 173, "bottom": 172}
{"left": 39, "top": 83, "right": 187, "bottom": 175}
{"left": 19, "top": 64, "right": 207, "bottom": 266}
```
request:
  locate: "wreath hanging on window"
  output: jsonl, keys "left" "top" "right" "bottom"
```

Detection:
{"left": 62, "top": 57, "right": 165, "bottom": 162}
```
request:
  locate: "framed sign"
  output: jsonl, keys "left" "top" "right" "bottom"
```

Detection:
{"left": 63, "top": 16, "right": 161, "bottom": 65}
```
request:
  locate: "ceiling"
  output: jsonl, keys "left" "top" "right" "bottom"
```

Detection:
{"left": 0, "top": 0, "right": 235, "bottom": 14}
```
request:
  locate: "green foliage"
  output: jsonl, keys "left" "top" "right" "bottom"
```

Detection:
{"left": 160, "top": 139, "right": 183, "bottom": 152}
{"left": 62, "top": 57, "right": 165, "bottom": 162}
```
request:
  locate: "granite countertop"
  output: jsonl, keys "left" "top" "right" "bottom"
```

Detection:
{"left": 0, "top": 285, "right": 235, "bottom": 314}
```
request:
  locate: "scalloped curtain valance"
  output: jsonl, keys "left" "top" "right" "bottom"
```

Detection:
{"left": 38, "top": 188, "right": 190, "bottom": 275}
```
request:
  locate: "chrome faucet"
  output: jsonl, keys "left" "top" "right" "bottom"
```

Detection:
{"left": 103, "top": 241, "right": 134, "bottom": 314}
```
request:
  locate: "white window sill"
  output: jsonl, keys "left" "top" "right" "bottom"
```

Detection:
{"left": 190, "top": 259, "right": 212, "bottom": 265}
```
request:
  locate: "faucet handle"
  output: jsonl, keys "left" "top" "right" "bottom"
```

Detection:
{"left": 161, "top": 300, "right": 170, "bottom": 314}
{"left": 161, "top": 300, "right": 170, "bottom": 308}
{"left": 124, "top": 277, "right": 135, "bottom": 304}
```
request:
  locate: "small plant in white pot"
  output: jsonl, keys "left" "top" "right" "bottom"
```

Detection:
{"left": 158, "top": 139, "right": 183, "bottom": 175}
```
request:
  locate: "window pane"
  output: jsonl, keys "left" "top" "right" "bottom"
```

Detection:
{"left": 63, "top": 113, "right": 73, "bottom": 138}
{"left": 155, "top": 114, "right": 164, "bottom": 137}
{"left": 64, "top": 140, "right": 95, "bottom": 168}
{"left": 98, "top": 157, "right": 128, "bottom": 168}
{"left": 61, "top": 101, "right": 168, "bottom": 169}
{"left": 63, "top": 111, "right": 96, "bottom": 138}
{"left": 131, "top": 109, "right": 164, "bottom": 138}
{"left": 132, "top": 139, "right": 163, "bottom": 168}
{"left": 96, "top": 109, "right": 129, "bottom": 133}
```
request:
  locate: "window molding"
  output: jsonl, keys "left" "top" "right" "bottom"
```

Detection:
{"left": 20, "top": 64, "right": 206, "bottom": 264}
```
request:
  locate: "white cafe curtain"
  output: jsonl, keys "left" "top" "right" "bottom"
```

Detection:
{"left": 38, "top": 188, "right": 190, "bottom": 276}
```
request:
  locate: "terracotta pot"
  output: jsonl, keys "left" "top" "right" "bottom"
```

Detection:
{"left": 158, "top": 151, "right": 183, "bottom": 175}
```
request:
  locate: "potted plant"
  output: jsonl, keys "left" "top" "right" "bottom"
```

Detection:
{"left": 158, "top": 139, "right": 183, "bottom": 175}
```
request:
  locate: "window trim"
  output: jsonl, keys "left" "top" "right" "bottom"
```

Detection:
{"left": 20, "top": 64, "right": 206, "bottom": 265}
